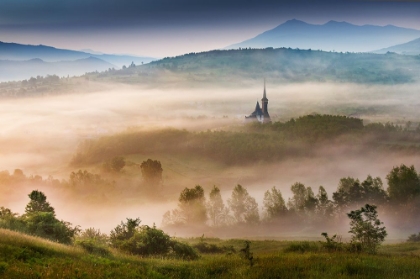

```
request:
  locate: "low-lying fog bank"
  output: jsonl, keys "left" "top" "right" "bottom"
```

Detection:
{"left": 1, "top": 81, "right": 420, "bottom": 238}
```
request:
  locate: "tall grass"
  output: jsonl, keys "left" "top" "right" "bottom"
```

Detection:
{"left": 2, "top": 228, "right": 420, "bottom": 278}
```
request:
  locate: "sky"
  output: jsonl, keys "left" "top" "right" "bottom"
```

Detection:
{"left": 0, "top": 0, "right": 419, "bottom": 57}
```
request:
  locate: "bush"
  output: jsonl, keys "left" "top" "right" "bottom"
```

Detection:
{"left": 76, "top": 240, "right": 110, "bottom": 256}
{"left": 193, "top": 241, "right": 235, "bottom": 254}
{"left": 170, "top": 241, "right": 199, "bottom": 260}
{"left": 321, "top": 232, "right": 343, "bottom": 252}
{"left": 347, "top": 204, "right": 387, "bottom": 254}
{"left": 407, "top": 233, "right": 420, "bottom": 242}
{"left": 110, "top": 219, "right": 198, "bottom": 259}
{"left": 284, "top": 241, "right": 320, "bottom": 253}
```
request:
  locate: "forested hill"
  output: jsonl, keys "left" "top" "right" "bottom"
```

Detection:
{"left": 87, "top": 48, "right": 420, "bottom": 85}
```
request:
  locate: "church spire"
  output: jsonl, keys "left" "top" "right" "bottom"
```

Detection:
{"left": 262, "top": 78, "right": 268, "bottom": 101}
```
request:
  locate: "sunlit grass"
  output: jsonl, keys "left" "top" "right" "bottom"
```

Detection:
{"left": 2, "top": 228, "right": 420, "bottom": 278}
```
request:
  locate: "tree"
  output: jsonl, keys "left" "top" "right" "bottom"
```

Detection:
{"left": 263, "top": 187, "right": 287, "bottom": 220}
{"left": 287, "top": 182, "right": 318, "bottom": 215}
{"left": 387, "top": 164, "right": 420, "bottom": 203}
{"left": 178, "top": 185, "right": 207, "bottom": 224}
{"left": 316, "top": 186, "right": 334, "bottom": 217}
{"left": 206, "top": 186, "right": 229, "bottom": 226}
{"left": 25, "top": 190, "right": 55, "bottom": 215}
{"left": 140, "top": 159, "right": 163, "bottom": 185}
{"left": 23, "top": 190, "right": 78, "bottom": 244}
{"left": 102, "top": 156, "right": 126, "bottom": 173}
{"left": 333, "top": 176, "right": 387, "bottom": 209}
{"left": 347, "top": 204, "right": 387, "bottom": 253}
{"left": 228, "top": 184, "right": 259, "bottom": 224}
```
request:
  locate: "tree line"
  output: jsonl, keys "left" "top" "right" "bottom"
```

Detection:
{"left": 162, "top": 164, "right": 420, "bottom": 231}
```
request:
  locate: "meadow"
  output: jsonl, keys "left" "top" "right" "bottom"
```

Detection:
{"left": 2, "top": 228, "right": 420, "bottom": 279}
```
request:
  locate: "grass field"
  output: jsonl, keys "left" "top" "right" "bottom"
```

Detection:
{"left": 2, "top": 228, "right": 420, "bottom": 279}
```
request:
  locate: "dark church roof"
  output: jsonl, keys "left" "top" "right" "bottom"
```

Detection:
{"left": 245, "top": 80, "right": 271, "bottom": 123}
{"left": 246, "top": 101, "right": 263, "bottom": 118}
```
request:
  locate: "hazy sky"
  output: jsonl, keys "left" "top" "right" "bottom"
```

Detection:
{"left": 0, "top": 0, "right": 419, "bottom": 57}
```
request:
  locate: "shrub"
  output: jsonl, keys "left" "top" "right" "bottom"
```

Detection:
{"left": 76, "top": 240, "right": 110, "bottom": 256}
{"left": 284, "top": 241, "right": 320, "bottom": 253}
{"left": 321, "top": 232, "right": 343, "bottom": 252}
{"left": 407, "top": 233, "right": 420, "bottom": 242}
{"left": 110, "top": 219, "right": 197, "bottom": 259}
{"left": 170, "top": 241, "right": 199, "bottom": 260}
{"left": 347, "top": 204, "right": 387, "bottom": 254}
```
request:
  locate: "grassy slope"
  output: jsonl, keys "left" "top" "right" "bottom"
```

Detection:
{"left": 3, "top": 229, "right": 420, "bottom": 278}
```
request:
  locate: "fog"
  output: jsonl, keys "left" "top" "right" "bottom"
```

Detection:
{"left": 1, "top": 81, "right": 420, "bottom": 238}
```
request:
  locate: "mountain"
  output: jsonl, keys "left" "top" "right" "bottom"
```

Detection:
{"left": 374, "top": 37, "right": 420, "bottom": 55}
{"left": 0, "top": 41, "right": 155, "bottom": 68}
{"left": 0, "top": 56, "right": 113, "bottom": 82}
{"left": 226, "top": 19, "right": 420, "bottom": 53}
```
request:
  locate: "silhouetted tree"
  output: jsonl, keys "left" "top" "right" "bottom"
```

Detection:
{"left": 228, "top": 184, "right": 259, "bottom": 224}
{"left": 140, "top": 159, "right": 163, "bottom": 185}
{"left": 387, "top": 164, "right": 420, "bottom": 203}
{"left": 206, "top": 186, "right": 230, "bottom": 226}
{"left": 178, "top": 185, "right": 207, "bottom": 224}
{"left": 263, "top": 187, "right": 287, "bottom": 220}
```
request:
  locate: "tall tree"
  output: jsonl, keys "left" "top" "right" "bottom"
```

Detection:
{"left": 140, "top": 159, "right": 163, "bottom": 185}
{"left": 228, "top": 184, "right": 259, "bottom": 224}
{"left": 387, "top": 164, "right": 420, "bottom": 203}
{"left": 25, "top": 190, "right": 55, "bottom": 215}
{"left": 206, "top": 186, "right": 229, "bottom": 226}
{"left": 178, "top": 185, "right": 207, "bottom": 224}
{"left": 263, "top": 187, "right": 287, "bottom": 220}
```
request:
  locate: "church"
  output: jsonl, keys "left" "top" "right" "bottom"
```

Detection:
{"left": 245, "top": 80, "right": 271, "bottom": 123}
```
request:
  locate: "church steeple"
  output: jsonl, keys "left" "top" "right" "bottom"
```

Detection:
{"left": 261, "top": 78, "right": 271, "bottom": 123}
{"left": 262, "top": 78, "right": 268, "bottom": 101}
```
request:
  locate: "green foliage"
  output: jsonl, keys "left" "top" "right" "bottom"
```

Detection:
{"left": 407, "top": 233, "right": 420, "bottom": 242}
{"left": 70, "top": 116, "right": 420, "bottom": 167}
{"left": 333, "top": 176, "right": 387, "bottom": 208}
{"left": 386, "top": 164, "right": 420, "bottom": 203}
{"left": 228, "top": 185, "right": 259, "bottom": 224}
{"left": 76, "top": 227, "right": 110, "bottom": 256}
{"left": 207, "top": 186, "right": 230, "bottom": 226}
{"left": 287, "top": 183, "right": 318, "bottom": 215}
{"left": 321, "top": 232, "right": 343, "bottom": 252}
{"left": 109, "top": 219, "right": 197, "bottom": 259}
{"left": 140, "top": 159, "right": 163, "bottom": 185}
{"left": 239, "top": 241, "right": 254, "bottom": 267}
{"left": 263, "top": 187, "right": 288, "bottom": 220}
{"left": 284, "top": 241, "right": 320, "bottom": 253}
{"left": 178, "top": 185, "right": 207, "bottom": 224}
{"left": 76, "top": 240, "right": 110, "bottom": 256}
{"left": 347, "top": 204, "right": 387, "bottom": 254}
{"left": 25, "top": 190, "right": 55, "bottom": 215}
{"left": 24, "top": 212, "right": 79, "bottom": 244}
{"left": 170, "top": 241, "right": 199, "bottom": 260}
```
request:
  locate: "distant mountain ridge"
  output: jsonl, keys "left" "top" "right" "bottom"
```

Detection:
{"left": 374, "top": 37, "right": 420, "bottom": 55}
{"left": 0, "top": 41, "right": 155, "bottom": 67}
{"left": 226, "top": 19, "right": 420, "bottom": 53}
{"left": 0, "top": 56, "right": 114, "bottom": 82}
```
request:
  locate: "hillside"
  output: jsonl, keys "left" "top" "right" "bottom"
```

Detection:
{"left": 226, "top": 19, "right": 420, "bottom": 53}
{"left": 374, "top": 37, "right": 420, "bottom": 55}
{"left": 2, "top": 229, "right": 420, "bottom": 278}
{"left": 86, "top": 48, "right": 420, "bottom": 85}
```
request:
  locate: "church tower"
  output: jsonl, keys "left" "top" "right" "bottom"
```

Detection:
{"left": 261, "top": 79, "right": 271, "bottom": 123}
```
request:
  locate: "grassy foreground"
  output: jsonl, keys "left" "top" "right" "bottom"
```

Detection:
{"left": 1, "top": 229, "right": 420, "bottom": 279}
